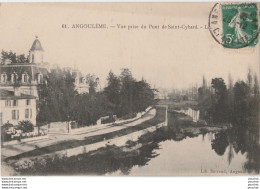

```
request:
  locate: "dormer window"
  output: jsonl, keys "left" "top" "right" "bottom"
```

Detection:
{"left": 22, "top": 72, "right": 29, "bottom": 83}
{"left": 37, "top": 73, "right": 43, "bottom": 84}
{"left": 0, "top": 73, "right": 7, "bottom": 83}
{"left": 11, "top": 72, "right": 18, "bottom": 83}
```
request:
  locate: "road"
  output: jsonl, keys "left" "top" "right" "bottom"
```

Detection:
{"left": 1, "top": 109, "right": 156, "bottom": 159}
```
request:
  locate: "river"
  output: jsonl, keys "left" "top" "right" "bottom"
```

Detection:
{"left": 108, "top": 133, "right": 249, "bottom": 176}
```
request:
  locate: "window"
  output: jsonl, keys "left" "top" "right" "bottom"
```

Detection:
{"left": 30, "top": 109, "right": 32, "bottom": 118}
{"left": 12, "top": 110, "right": 15, "bottom": 120}
{"left": 13, "top": 100, "right": 18, "bottom": 106}
{"left": 22, "top": 73, "right": 29, "bottom": 83}
{"left": 32, "top": 54, "right": 34, "bottom": 63}
{"left": 5, "top": 100, "right": 11, "bottom": 107}
{"left": 37, "top": 73, "right": 43, "bottom": 84}
{"left": 12, "top": 110, "right": 19, "bottom": 120}
{"left": 11, "top": 73, "right": 18, "bottom": 83}
{"left": 26, "top": 99, "right": 31, "bottom": 106}
{"left": 25, "top": 109, "right": 29, "bottom": 119}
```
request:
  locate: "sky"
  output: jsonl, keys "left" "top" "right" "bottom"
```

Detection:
{"left": 0, "top": 3, "right": 259, "bottom": 90}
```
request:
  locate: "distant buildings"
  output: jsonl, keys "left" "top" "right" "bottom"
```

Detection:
{"left": 64, "top": 67, "right": 90, "bottom": 94}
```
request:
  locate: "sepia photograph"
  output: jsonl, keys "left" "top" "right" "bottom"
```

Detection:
{"left": 0, "top": 2, "right": 259, "bottom": 177}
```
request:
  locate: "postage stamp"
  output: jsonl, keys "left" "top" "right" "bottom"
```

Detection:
{"left": 209, "top": 3, "right": 259, "bottom": 48}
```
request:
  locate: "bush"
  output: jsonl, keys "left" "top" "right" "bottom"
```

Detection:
{"left": 1, "top": 123, "right": 14, "bottom": 142}
{"left": 2, "top": 122, "right": 14, "bottom": 130}
{"left": 18, "top": 120, "right": 34, "bottom": 133}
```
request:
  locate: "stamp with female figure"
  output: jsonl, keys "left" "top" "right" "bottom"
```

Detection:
{"left": 209, "top": 3, "right": 259, "bottom": 48}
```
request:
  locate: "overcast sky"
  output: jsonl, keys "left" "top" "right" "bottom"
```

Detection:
{"left": 0, "top": 3, "right": 259, "bottom": 90}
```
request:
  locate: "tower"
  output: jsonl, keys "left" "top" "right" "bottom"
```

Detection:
{"left": 29, "top": 36, "right": 44, "bottom": 64}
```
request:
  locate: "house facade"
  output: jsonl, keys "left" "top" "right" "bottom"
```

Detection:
{"left": 0, "top": 88, "right": 36, "bottom": 126}
{"left": 0, "top": 37, "right": 48, "bottom": 126}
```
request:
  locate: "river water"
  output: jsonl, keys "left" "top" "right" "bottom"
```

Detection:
{"left": 106, "top": 109, "right": 258, "bottom": 176}
{"left": 109, "top": 133, "right": 248, "bottom": 176}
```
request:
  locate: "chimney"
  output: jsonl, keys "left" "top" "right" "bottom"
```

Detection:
{"left": 14, "top": 87, "right": 21, "bottom": 96}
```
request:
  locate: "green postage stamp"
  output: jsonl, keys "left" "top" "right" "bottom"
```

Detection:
{"left": 209, "top": 3, "right": 259, "bottom": 48}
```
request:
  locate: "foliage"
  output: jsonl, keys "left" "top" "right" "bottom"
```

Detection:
{"left": 233, "top": 81, "right": 251, "bottom": 124}
{"left": 1, "top": 122, "right": 14, "bottom": 130}
{"left": 18, "top": 120, "right": 34, "bottom": 133}
{"left": 104, "top": 69, "right": 156, "bottom": 117}
{"left": 37, "top": 68, "right": 77, "bottom": 123}
{"left": 198, "top": 71, "right": 260, "bottom": 126}
{"left": 86, "top": 74, "right": 99, "bottom": 95}
{"left": 37, "top": 68, "right": 156, "bottom": 127}
{"left": 1, "top": 50, "right": 29, "bottom": 63}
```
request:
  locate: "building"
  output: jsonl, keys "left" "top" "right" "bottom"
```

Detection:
{"left": 0, "top": 36, "right": 48, "bottom": 126}
{"left": 0, "top": 36, "right": 49, "bottom": 98}
{"left": 0, "top": 88, "right": 36, "bottom": 126}
{"left": 62, "top": 66, "right": 90, "bottom": 94}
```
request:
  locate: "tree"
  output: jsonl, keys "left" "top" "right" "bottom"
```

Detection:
{"left": 253, "top": 74, "right": 259, "bottom": 98}
{"left": 86, "top": 74, "right": 98, "bottom": 95}
{"left": 132, "top": 79, "right": 155, "bottom": 112}
{"left": 37, "top": 68, "right": 76, "bottom": 123}
{"left": 17, "top": 54, "right": 29, "bottom": 63}
{"left": 104, "top": 69, "right": 156, "bottom": 118}
{"left": 211, "top": 78, "right": 229, "bottom": 123}
{"left": 18, "top": 120, "right": 34, "bottom": 133}
{"left": 119, "top": 68, "right": 135, "bottom": 116}
{"left": 228, "top": 73, "right": 234, "bottom": 90}
{"left": 104, "top": 71, "right": 121, "bottom": 108}
{"left": 247, "top": 68, "right": 253, "bottom": 92}
{"left": 202, "top": 75, "right": 207, "bottom": 89}
{"left": 1, "top": 50, "right": 28, "bottom": 64}
{"left": 37, "top": 67, "right": 155, "bottom": 127}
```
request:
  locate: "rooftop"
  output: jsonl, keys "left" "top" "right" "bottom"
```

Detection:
{"left": 30, "top": 36, "right": 44, "bottom": 51}
{"left": 0, "top": 89, "right": 36, "bottom": 100}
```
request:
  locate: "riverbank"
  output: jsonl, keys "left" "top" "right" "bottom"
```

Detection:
{"left": 3, "top": 101, "right": 236, "bottom": 176}
{"left": 167, "top": 110, "right": 231, "bottom": 139}
{"left": 2, "top": 107, "right": 166, "bottom": 175}
{"left": 4, "top": 104, "right": 234, "bottom": 176}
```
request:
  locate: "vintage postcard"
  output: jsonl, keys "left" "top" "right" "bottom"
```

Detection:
{"left": 0, "top": 2, "right": 259, "bottom": 177}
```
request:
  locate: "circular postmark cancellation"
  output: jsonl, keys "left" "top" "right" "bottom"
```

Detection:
{"left": 209, "top": 3, "right": 259, "bottom": 49}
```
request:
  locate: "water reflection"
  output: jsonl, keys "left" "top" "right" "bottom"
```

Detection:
{"left": 177, "top": 108, "right": 200, "bottom": 122}
{"left": 211, "top": 125, "right": 259, "bottom": 174}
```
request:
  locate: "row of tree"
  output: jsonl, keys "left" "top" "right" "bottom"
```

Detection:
{"left": 1, "top": 50, "right": 29, "bottom": 64}
{"left": 198, "top": 69, "right": 259, "bottom": 126}
{"left": 37, "top": 68, "right": 156, "bottom": 126}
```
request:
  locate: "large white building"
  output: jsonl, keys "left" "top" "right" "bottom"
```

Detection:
{"left": 0, "top": 36, "right": 49, "bottom": 99}
{"left": 0, "top": 37, "right": 47, "bottom": 126}
{"left": 0, "top": 88, "right": 36, "bottom": 126}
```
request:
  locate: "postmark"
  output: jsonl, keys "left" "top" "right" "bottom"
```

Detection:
{"left": 209, "top": 3, "right": 259, "bottom": 48}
